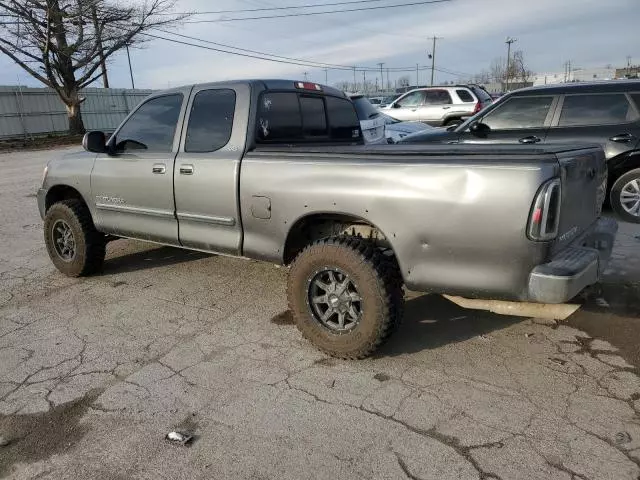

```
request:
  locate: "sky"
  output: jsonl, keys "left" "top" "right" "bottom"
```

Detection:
{"left": 1, "top": 0, "right": 639, "bottom": 90}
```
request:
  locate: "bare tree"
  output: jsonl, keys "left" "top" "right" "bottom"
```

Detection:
{"left": 397, "top": 75, "right": 410, "bottom": 88}
{"left": 0, "top": 0, "right": 187, "bottom": 134}
{"left": 490, "top": 57, "right": 506, "bottom": 83}
{"left": 511, "top": 50, "right": 534, "bottom": 84}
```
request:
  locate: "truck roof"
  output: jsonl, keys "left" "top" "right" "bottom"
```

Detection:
{"left": 153, "top": 79, "right": 348, "bottom": 98}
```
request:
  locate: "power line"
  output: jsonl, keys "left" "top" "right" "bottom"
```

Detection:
{"left": 182, "top": 0, "right": 451, "bottom": 23}
{"left": 162, "top": 0, "right": 394, "bottom": 15}
{"left": 142, "top": 31, "right": 472, "bottom": 76}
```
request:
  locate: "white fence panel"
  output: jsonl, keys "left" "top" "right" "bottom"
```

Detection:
{"left": 0, "top": 86, "right": 153, "bottom": 139}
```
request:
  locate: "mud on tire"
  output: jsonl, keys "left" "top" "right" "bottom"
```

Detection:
{"left": 44, "top": 199, "right": 106, "bottom": 277}
{"left": 287, "top": 236, "right": 404, "bottom": 359}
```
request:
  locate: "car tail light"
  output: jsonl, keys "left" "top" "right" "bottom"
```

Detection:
{"left": 528, "top": 178, "right": 561, "bottom": 241}
{"left": 473, "top": 102, "right": 482, "bottom": 114}
{"left": 295, "top": 81, "right": 322, "bottom": 91}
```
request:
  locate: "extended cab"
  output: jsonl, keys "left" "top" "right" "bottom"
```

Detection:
{"left": 39, "top": 79, "right": 617, "bottom": 358}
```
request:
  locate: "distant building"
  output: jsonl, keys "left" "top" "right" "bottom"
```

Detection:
{"left": 616, "top": 66, "right": 640, "bottom": 79}
{"left": 532, "top": 67, "right": 616, "bottom": 86}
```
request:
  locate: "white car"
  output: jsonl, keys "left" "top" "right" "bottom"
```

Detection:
{"left": 381, "top": 113, "right": 434, "bottom": 143}
{"left": 348, "top": 95, "right": 387, "bottom": 144}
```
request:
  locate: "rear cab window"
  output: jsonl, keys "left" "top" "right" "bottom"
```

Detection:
{"left": 185, "top": 89, "right": 236, "bottom": 152}
{"left": 558, "top": 93, "right": 639, "bottom": 126}
{"left": 256, "top": 91, "right": 360, "bottom": 143}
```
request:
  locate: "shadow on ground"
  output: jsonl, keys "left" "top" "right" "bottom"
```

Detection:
{"left": 378, "top": 294, "right": 523, "bottom": 357}
{"left": 102, "top": 245, "right": 211, "bottom": 275}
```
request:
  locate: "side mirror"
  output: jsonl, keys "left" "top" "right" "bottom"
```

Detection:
{"left": 392, "top": 103, "right": 402, "bottom": 109}
{"left": 470, "top": 122, "right": 491, "bottom": 138}
{"left": 82, "top": 131, "right": 106, "bottom": 153}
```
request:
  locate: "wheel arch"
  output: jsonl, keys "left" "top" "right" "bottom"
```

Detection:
{"left": 608, "top": 150, "right": 640, "bottom": 185}
{"left": 282, "top": 212, "right": 402, "bottom": 268}
{"left": 45, "top": 184, "right": 89, "bottom": 213}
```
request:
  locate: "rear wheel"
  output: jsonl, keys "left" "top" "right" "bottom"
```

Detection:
{"left": 287, "top": 236, "right": 404, "bottom": 359}
{"left": 610, "top": 168, "right": 640, "bottom": 224}
{"left": 44, "top": 199, "right": 106, "bottom": 277}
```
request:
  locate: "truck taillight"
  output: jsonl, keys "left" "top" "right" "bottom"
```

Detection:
{"left": 473, "top": 102, "right": 482, "bottom": 114}
{"left": 295, "top": 81, "right": 322, "bottom": 91}
{"left": 528, "top": 178, "right": 561, "bottom": 241}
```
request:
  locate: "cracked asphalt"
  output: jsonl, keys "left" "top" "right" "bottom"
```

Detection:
{"left": 1, "top": 147, "right": 640, "bottom": 480}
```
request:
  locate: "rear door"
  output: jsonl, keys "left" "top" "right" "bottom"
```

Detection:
{"left": 459, "top": 95, "right": 558, "bottom": 144}
{"left": 91, "top": 90, "right": 189, "bottom": 244}
{"left": 420, "top": 89, "right": 455, "bottom": 125}
{"left": 174, "top": 84, "right": 248, "bottom": 255}
{"left": 544, "top": 92, "right": 640, "bottom": 160}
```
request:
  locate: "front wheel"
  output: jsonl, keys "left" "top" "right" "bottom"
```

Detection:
{"left": 44, "top": 199, "right": 106, "bottom": 277}
{"left": 287, "top": 236, "right": 404, "bottom": 359}
{"left": 610, "top": 168, "right": 640, "bottom": 223}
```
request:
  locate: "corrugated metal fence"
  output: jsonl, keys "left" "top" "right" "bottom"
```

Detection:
{"left": 0, "top": 86, "right": 153, "bottom": 140}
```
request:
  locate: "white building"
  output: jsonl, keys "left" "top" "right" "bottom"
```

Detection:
{"left": 532, "top": 67, "right": 616, "bottom": 86}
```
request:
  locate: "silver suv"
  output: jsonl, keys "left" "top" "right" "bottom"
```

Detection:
{"left": 381, "top": 85, "right": 493, "bottom": 127}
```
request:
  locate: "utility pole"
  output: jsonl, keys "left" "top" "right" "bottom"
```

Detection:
{"left": 363, "top": 70, "right": 366, "bottom": 94}
{"left": 377, "top": 63, "right": 384, "bottom": 92}
{"left": 303, "top": 72, "right": 309, "bottom": 81}
{"left": 416, "top": 64, "right": 419, "bottom": 87}
{"left": 353, "top": 66, "right": 357, "bottom": 92}
{"left": 125, "top": 43, "right": 135, "bottom": 89}
{"left": 428, "top": 36, "right": 441, "bottom": 86}
{"left": 323, "top": 68, "right": 328, "bottom": 84}
{"left": 386, "top": 68, "right": 390, "bottom": 92}
{"left": 91, "top": 4, "right": 109, "bottom": 88}
{"left": 627, "top": 56, "right": 632, "bottom": 77}
{"left": 505, "top": 37, "right": 517, "bottom": 92}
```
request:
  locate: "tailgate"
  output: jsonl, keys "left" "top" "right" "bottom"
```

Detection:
{"left": 552, "top": 147, "right": 607, "bottom": 253}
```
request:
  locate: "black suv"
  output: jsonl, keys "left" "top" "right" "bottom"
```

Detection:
{"left": 401, "top": 81, "right": 640, "bottom": 223}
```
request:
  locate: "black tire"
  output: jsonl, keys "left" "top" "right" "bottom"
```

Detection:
{"left": 44, "top": 199, "right": 106, "bottom": 277}
{"left": 287, "top": 236, "right": 404, "bottom": 359}
{"left": 610, "top": 168, "right": 640, "bottom": 224}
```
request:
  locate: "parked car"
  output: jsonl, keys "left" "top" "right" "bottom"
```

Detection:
{"left": 400, "top": 81, "right": 640, "bottom": 223}
{"left": 38, "top": 79, "right": 616, "bottom": 359}
{"left": 380, "top": 84, "right": 493, "bottom": 127}
{"left": 379, "top": 94, "right": 402, "bottom": 108}
{"left": 350, "top": 95, "right": 431, "bottom": 143}
{"left": 380, "top": 112, "right": 434, "bottom": 143}
{"left": 348, "top": 94, "right": 386, "bottom": 144}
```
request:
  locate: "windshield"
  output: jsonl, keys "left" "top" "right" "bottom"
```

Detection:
{"left": 351, "top": 97, "right": 381, "bottom": 120}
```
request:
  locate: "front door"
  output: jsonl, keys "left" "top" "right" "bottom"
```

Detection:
{"left": 174, "top": 84, "right": 248, "bottom": 255}
{"left": 544, "top": 92, "right": 640, "bottom": 159}
{"left": 388, "top": 90, "right": 426, "bottom": 122}
{"left": 458, "top": 95, "right": 557, "bottom": 144}
{"left": 91, "top": 89, "right": 190, "bottom": 244}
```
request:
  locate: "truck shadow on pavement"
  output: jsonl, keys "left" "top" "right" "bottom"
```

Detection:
{"left": 102, "top": 245, "right": 211, "bottom": 275}
{"left": 378, "top": 294, "right": 523, "bottom": 357}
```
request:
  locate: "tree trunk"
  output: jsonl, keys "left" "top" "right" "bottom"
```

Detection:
{"left": 66, "top": 102, "right": 86, "bottom": 135}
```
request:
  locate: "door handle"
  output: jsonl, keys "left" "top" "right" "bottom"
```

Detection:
{"left": 519, "top": 136, "right": 542, "bottom": 144}
{"left": 152, "top": 164, "right": 166, "bottom": 174}
{"left": 179, "top": 164, "right": 194, "bottom": 175}
{"left": 443, "top": 106, "right": 451, "bottom": 109}
{"left": 610, "top": 133, "right": 635, "bottom": 143}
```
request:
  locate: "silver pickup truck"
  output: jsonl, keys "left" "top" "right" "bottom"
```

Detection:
{"left": 38, "top": 79, "right": 617, "bottom": 359}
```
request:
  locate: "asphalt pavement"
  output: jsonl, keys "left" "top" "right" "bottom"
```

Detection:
{"left": 0, "top": 147, "right": 639, "bottom": 479}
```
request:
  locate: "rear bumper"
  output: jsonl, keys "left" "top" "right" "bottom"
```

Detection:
{"left": 527, "top": 217, "right": 618, "bottom": 304}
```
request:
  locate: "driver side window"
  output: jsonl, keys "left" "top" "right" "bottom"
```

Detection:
{"left": 114, "top": 94, "right": 183, "bottom": 152}
{"left": 397, "top": 91, "right": 426, "bottom": 107}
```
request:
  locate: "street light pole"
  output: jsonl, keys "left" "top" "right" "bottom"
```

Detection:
{"left": 377, "top": 63, "right": 384, "bottom": 92}
{"left": 505, "top": 37, "right": 517, "bottom": 92}
{"left": 416, "top": 64, "right": 419, "bottom": 87}
{"left": 429, "top": 36, "right": 441, "bottom": 86}
{"left": 125, "top": 43, "right": 135, "bottom": 89}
